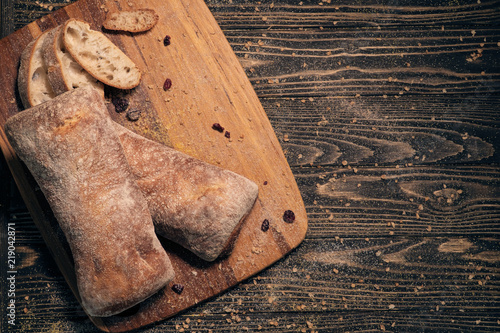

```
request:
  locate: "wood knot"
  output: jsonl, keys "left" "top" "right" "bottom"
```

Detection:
{"left": 433, "top": 188, "right": 463, "bottom": 205}
{"left": 438, "top": 238, "right": 473, "bottom": 253}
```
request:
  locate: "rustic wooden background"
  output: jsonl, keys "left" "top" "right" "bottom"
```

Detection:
{"left": 1, "top": 0, "right": 499, "bottom": 332}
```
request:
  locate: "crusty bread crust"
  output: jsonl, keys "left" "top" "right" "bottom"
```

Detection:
{"left": 17, "top": 39, "right": 35, "bottom": 108}
{"left": 62, "top": 19, "right": 141, "bottom": 90}
{"left": 5, "top": 87, "right": 174, "bottom": 317}
{"left": 17, "top": 29, "right": 56, "bottom": 109}
{"left": 103, "top": 9, "right": 159, "bottom": 33}
{"left": 42, "top": 25, "right": 104, "bottom": 96}
{"left": 114, "top": 123, "right": 259, "bottom": 262}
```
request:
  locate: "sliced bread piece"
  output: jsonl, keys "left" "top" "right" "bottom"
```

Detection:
{"left": 42, "top": 25, "right": 104, "bottom": 96}
{"left": 18, "top": 29, "right": 57, "bottom": 109}
{"left": 62, "top": 19, "right": 141, "bottom": 90}
{"left": 103, "top": 9, "right": 159, "bottom": 33}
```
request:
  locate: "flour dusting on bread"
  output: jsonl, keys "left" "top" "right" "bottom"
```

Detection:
{"left": 115, "top": 123, "right": 259, "bottom": 262}
{"left": 5, "top": 87, "right": 174, "bottom": 317}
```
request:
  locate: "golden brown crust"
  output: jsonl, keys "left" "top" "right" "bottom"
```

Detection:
{"left": 114, "top": 123, "right": 259, "bottom": 262}
{"left": 217, "top": 213, "right": 250, "bottom": 259}
{"left": 41, "top": 26, "right": 67, "bottom": 95}
{"left": 5, "top": 87, "right": 174, "bottom": 317}
{"left": 17, "top": 39, "right": 35, "bottom": 109}
{"left": 17, "top": 29, "right": 56, "bottom": 109}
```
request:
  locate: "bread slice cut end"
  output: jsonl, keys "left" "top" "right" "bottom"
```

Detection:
{"left": 103, "top": 9, "right": 159, "bottom": 33}
{"left": 62, "top": 19, "right": 141, "bottom": 90}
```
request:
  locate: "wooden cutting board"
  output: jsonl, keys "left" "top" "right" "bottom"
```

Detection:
{"left": 0, "top": 0, "right": 307, "bottom": 331}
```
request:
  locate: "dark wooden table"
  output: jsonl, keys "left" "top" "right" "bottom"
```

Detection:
{"left": 1, "top": 0, "right": 499, "bottom": 332}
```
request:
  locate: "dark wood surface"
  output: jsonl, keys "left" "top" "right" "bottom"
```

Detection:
{"left": 1, "top": 0, "right": 499, "bottom": 332}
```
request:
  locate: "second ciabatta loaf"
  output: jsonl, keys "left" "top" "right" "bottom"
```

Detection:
{"left": 115, "top": 124, "right": 259, "bottom": 261}
{"left": 4, "top": 86, "right": 174, "bottom": 317}
{"left": 62, "top": 19, "right": 141, "bottom": 89}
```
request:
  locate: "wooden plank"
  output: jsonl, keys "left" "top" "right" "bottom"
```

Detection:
{"left": 0, "top": 0, "right": 14, "bottom": 38}
{"left": 262, "top": 97, "right": 499, "bottom": 166}
{"left": 6, "top": 310, "right": 500, "bottom": 332}
{"left": 0, "top": 0, "right": 307, "bottom": 331}
{"left": 208, "top": 0, "right": 500, "bottom": 28}
{"left": 171, "top": 311, "right": 500, "bottom": 332}
{"left": 294, "top": 165, "right": 499, "bottom": 238}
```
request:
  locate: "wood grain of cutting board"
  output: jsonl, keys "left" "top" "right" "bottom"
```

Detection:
{"left": 0, "top": 0, "right": 307, "bottom": 331}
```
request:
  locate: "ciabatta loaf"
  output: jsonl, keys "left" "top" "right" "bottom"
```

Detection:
{"left": 5, "top": 87, "right": 174, "bottom": 317}
{"left": 103, "top": 9, "right": 159, "bottom": 32}
{"left": 42, "top": 25, "right": 104, "bottom": 96}
{"left": 62, "top": 19, "right": 141, "bottom": 89}
{"left": 17, "top": 29, "right": 56, "bottom": 108}
{"left": 115, "top": 124, "right": 259, "bottom": 262}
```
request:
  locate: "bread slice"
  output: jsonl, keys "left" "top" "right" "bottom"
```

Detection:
{"left": 103, "top": 9, "right": 159, "bottom": 33}
{"left": 42, "top": 25, "right": 104, "bottom": 96}
{"left": 17, "top": 29, "right": 57, "bottom": 109}
{"left": 115, "top": 124, "right": 259, "bottom": 262}
{"left": 62, "top": 19, "right": 141, "bottom": 90}
{"left": 5, "top": 87, "right": 174, "bottom": 317}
